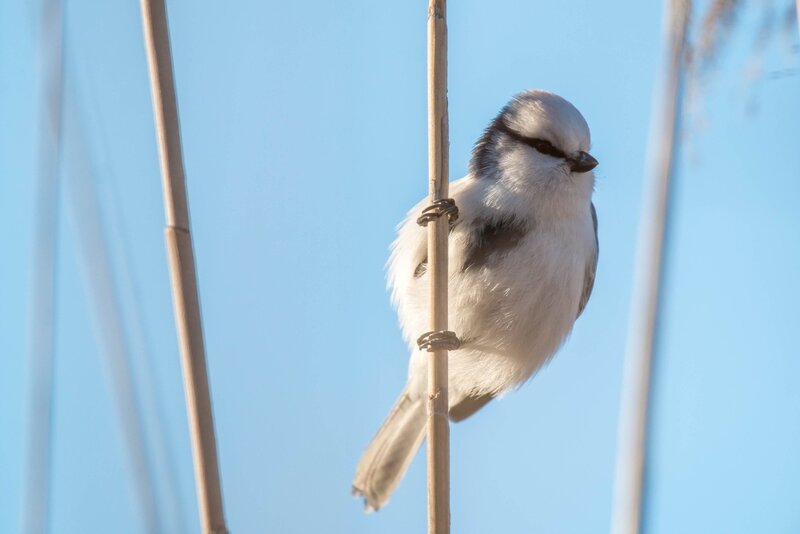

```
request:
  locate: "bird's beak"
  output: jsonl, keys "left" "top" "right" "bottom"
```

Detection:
{"left": 569, "top": 151, "right": 598, "bottom": 173}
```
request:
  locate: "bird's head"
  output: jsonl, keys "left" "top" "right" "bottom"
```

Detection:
{"left": 470, "top": 90, "right": 597, "bottom": 187}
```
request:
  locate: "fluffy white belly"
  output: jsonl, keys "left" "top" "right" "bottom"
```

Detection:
{"left": 405, "top": 222, "right": 592, "bottom": 401}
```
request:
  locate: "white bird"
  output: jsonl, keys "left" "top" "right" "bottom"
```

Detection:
{"left": 352, "top": 90, "right": 599, "bottom": 511}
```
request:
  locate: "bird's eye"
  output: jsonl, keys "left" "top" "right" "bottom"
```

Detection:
{"left": 496, "top": 120, "right": 567, "bottom": 159}
{"left": 529, "top": 139, "right": 566, "bottom": 159}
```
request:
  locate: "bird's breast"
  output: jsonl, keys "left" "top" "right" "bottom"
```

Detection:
{"left": 438, "top": 212, "right": 594, "bottom": 394}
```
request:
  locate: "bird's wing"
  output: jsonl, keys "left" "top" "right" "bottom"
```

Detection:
{"left": 461, "top": 217, "right": 527, "bottom": 272}
{"left": 577, "top": 203, "right": 598, "bottom": 318}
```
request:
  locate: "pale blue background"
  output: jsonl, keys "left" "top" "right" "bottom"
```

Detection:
{"left": 1, "top": 1, "right": 799, "bottom": 533}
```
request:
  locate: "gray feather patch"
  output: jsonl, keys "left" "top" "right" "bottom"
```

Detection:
{"left": 577, "top": 203, "right": 598, "bottom": 318}
{"left": 462, "top": 218, "right": 528, "bottom": 272}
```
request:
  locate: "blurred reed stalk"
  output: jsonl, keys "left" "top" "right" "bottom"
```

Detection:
{"left": 138, "top": 1, "right": 228, "bottom": 532}
{"left": 796, "top": 0, "right": 799, "bottom": 35}
{"left": 610, "top": 1, "right": 690, "bottom": 533}
{"left": 426, "top": 1, "right": 451, "bottom": 533}
{"left": 63, "top": 104, "right": 163, "bottom": 534}
{"left": 102, "top": 156, "right": 189, "bottom": 534}
{"left": 22, "top": 0, "right": 64, "bottom": 532}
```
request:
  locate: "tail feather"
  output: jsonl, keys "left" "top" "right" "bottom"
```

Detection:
{"left": 352, "top": 388, "right": 426, "bottom": 511}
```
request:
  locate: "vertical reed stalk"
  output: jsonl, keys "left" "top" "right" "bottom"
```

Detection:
{"left": 138, "top": 1, "right": 228, "bottom": 532}
{"left": 22, "top": 1, "right": 63, "bottom": 532}
{"left": 796, "top": 0, "right": 800, "bottom": 35}
{"left": 426, "top": 1, "right": 450, "bottom": 533}
{"left": 63, "top": 108, "right": 163, "bottom": 533}
{"left": 610, "top": 1, "right": 690, "bottom": 533}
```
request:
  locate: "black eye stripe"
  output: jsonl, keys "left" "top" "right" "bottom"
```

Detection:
{"left": 497, "top": 120, "right": 567, "bottom": 159}
{"left": 528, "top": 139, "right": 566, "bottom": 159}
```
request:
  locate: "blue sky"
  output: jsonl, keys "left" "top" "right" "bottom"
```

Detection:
{"left": 1, "top": 1, "right": 799, "bottom": 533}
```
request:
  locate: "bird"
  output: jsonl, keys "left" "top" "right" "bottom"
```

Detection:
{"left": 352, "top": 90, "right": 599, "bottom": 512}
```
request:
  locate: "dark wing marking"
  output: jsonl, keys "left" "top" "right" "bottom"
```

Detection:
{"left": 449, "top": 392, "right": 495, "bottom": 422}
{"left": 462, "top": 218, "right": 527, "bottom": 272}
{"left": 577, "top": 203, "right": 598, "bottom": 318}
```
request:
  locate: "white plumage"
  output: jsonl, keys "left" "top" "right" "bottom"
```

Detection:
{"left": 353, "top": 90, "right": 599, "bottom": 511}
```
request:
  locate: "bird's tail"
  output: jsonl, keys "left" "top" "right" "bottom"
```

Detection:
{"left": 352, "top": 388, "right": 426, "bottom": 512}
